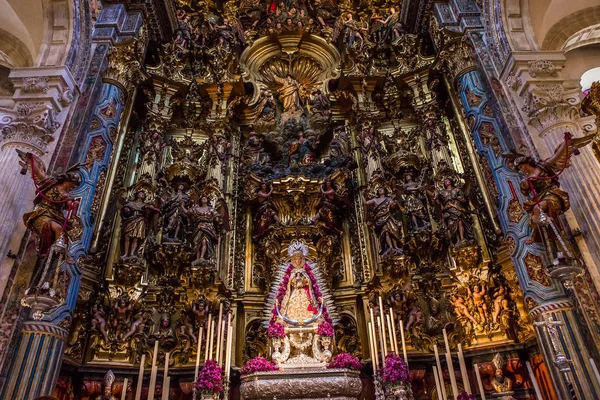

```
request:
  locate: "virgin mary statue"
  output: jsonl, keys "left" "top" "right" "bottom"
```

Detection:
{"left": 278, "top": 241, "right": 321, "bottom": 325}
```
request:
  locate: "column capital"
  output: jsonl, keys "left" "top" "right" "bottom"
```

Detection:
{"left": 104, "top": 39, "right": 147, "bottom": 95}
{"left": 0, "top": 66, "right": 77, "bottom": 152}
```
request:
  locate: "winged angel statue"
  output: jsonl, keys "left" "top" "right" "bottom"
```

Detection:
{"left": 504, "top": 132, "right": 595, "bottom": 259}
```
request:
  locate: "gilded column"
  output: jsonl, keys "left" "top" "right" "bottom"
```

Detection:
{"left": 440, "top": 33, "right": 600, "bottom": 399}
{"left": 0, "top": 5, "right": 144, "bottom": 399}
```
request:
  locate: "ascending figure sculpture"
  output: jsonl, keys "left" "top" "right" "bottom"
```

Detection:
{"left": 270, "top": 240, "right": 332, "bottom": 367}
{"left": 275, "top": 74, "right": 304, "bottom": 114}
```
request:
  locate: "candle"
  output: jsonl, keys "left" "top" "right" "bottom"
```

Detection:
{"left": 377, "top": 315, "right": 387, "bottom": 359}
{"left": 134, "top": 354, "right": 145, "bottom": 400}
{"left": 148, "top": 341, "right": 159, "bottom": 400}
{"left": 442, "top": 329, "right": 459, "bottom": 398}
{"left": 378, "top": 296, "right": 387, "bottom": 352}
{"left": 161, "top": 353, "right": 169, "bottom": 400}
{"left": 219, "top": 318, "right": 226, "bottom": 367}
{"left": 445, "top": 351, "right": 459, "bottom": 399}
{"left": 215, "top": 303, "right": 223, "bottom": 364}
{"left": 194, "top": 326, "right": 204, "bottom": 380}
{"left": 526, "top": 361, "right": 541, "bottom": 400}
{"left": 385, "top": 314, "right": 394, "bottom": 354}
{"left": 434, "top": 345, "right": 448, "bottom": 400}
{"left": 367, "top": 321, "right": 377, "bottom": 373}
{"left": 161, "top": 377, "right": 170, "bottom": 400}
{"left": 148, "top": 365, "right": 158, "bottom": 400}
{"left": 369, "top": 308, "right": 379, "bottom": 360}
{"left": 457, "top": 343, "right": 471, "bottom": 394}
{"left": 207, "top": 317, "right": 215, "bottom": 360}
{"left": 474, "top": 363, "right": 487, "bottom": 400}
{"left": 432, "top": 365, "right": 443, "bottom": 400}
{"left": 591, "top": 358, "right": 600, "bottom": 392}
{"left": 389, "top": 310, "right": 399, "bottom": 354}
{"left": 121, "top": 378, "right": 128, "bottom": 400}
{"left": 205, "top": 314, "right": 213, "bottom": 360}
{"left": 399, "top": 320, "right": 407, "bottom": 367}
{"left": 224, "top": 313, "right": 233, "bottom": 378}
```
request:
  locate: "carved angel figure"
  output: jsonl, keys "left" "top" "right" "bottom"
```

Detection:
{"left": 18, "top": 150, "right": 80, "bottom": 258}
{"left": 509, "top": 132, "right": 594, "bottom": 250}
{"left": 466, "top": 283, "right": 489, "bottom": 324}
{"left": 90, "top": 303, "right": 109, "bottom": 343}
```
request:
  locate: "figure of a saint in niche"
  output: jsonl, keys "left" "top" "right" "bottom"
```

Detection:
{"left": 274, "top": 74, "right": 304, "bottom": 113}
{"left": 279, "top": 246, "right": 320, "bottom": 323}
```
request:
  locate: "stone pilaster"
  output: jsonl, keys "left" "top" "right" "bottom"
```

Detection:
{"left": 0, "top": 67, "right": 76, "bottom": 299}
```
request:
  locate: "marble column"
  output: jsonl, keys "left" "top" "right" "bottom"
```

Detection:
{"left": 0, "top": 6, "right": 144, "bottom": 398}
{"left": 442, "top": 36, "right": 600, "bottom": 399}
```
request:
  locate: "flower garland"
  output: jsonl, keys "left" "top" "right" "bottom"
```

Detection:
{"left": 194, "top": 359, "right": 223, "bottom": 393}
{"left": 381, "top": 353, "right": 411, "bottom": 383}
{"left": 267, "top": 322, "right": 285, "bottom": 338}
{"left": 317, "top": 322, "right": 334, "bottom": 337}
{"left": 269, "top": 263, "right": 332, "bottom": 326}
{"left": 456, "top": 392, "right": 476, "bottom": 400}
{"left": 327, "top": 352, "right": 362, "bottom": 370}
{"left": 241, "top": 356, "right": 278, "bottom": 374}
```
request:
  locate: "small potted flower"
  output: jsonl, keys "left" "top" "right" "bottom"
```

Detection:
{"left": 194, "top": 359, "right": 223, "bottom": 399}
{"left": 328, "top": 352, "right": 362, "bottom": 371}
{"left": 268, "top": 322, "right": 285, "bottom": 361}
{"left": 381, "top": 353, "right": 413, "bottom": 400}
{"left": 241, "top": 356, "right": 278, "bottom": 375}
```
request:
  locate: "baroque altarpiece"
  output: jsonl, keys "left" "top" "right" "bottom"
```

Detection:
{"left": 3, "top": 0, "right": 600, "bottom": 399}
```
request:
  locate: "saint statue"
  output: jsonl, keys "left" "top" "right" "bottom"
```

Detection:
{"left": 181, "top": 195, "right": 224, "bottom": 265}
{"left": 289, "top": 131, "right": 315, "bottom": 166}
{"left": 365, "top": 187, "right": 404, "bottom": 255}
{"left": 490, "top": 353, "right": 514, "bottom": 398}
{"left": 275, "top": 74, "right": 304, "bottom": 113}
{"left": 120, "top": 191, "right": 160, "bottom": 260}
{"left": 434, "top": 177, "right": 474, "bottom": 248}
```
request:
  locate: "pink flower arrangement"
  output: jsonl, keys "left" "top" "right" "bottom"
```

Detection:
{"left": 381, "top": 353, "right": 411, "bottom": 383}
{"left": 268, "top": 322, "right": 285, "bottom": 338}
{"left": 327, "top": 352, "right": 362, "bottom": 370}
{"left": 241, "top": 356, "right": 278, "bottom": 374}
{"left": 194, "top": 359, "right": 223, "bottom": 393}
{"left": 456, "top": 392, "right": 476, "bottom": 400}
{"left": 317, "top": 322, "right": 334, "bottom": 337}
{"left": 270, "top": 263, "right": 332, "bottom": 325}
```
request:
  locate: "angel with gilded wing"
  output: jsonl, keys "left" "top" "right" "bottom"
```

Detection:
{"left": 507, "top": 132, "right": 595, "bottom": 248}
{"left": 17, "top": 150, "right": 80, "bottom": 258}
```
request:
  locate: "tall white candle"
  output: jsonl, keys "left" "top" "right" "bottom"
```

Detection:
{"left": 207, "top": 318, "right": 215, "bottom": 360}
{"left": 399, "top": 320, "right": 408, "bottom": 367}
{"left": 445, "top": 351, "right": 459, "bottom": 399}
{"left": 161, "top": 353, "right": 169, "bottom": 400}
{"left": 367, "top": 321, "right": 377, "bottom": 374}
{"left": 148, "top": 365, "right": 158, "bottom": 400}
{"left": 434, "top": 345, "right": 448, "bottom": 400}
{"left": 215, "top": 303, "right": 224, "bottom": 364}
{"left": 377, "top": 315, "right": 387, "bottom": 359}
{"left": 121, "top": 378, "right": 128, "bottom": 400}
{"left": 474, "top": 363, "right": 487, "bottom": 400}
{"left": 194, "top": 326, "right": 204, "bottom": 380}
{"left": 161, "top": 377, "right": 170, "bottom": 400}
{"left": 526, "top": 361, "right": 541, "bottom": 400}
{"left": 433, "top": 365, "right": 443, "bottom": 400}
{"left": 590, "top": 358, "right": 600, "bottom": 393}
{"left": 225, "top": 313, "right": 233, "bottom": 378}
{"left": 442, "top": 329, "right": 459, "bottom": 398}
{"left": 390, "top": 311, "right": 399, "bottom": 354}
{"left": 385, "top": 314, "right": 394, "bottom": 353}
{"left": 205, "top": 314, "right": 213, "bottom": 360}
{"left": 457, "top": 343, "right": 471, "bottom": 393}
{"left": 369, "top": 307, "right": 379, "bottom": 366}
{"left": 219, "top": 319, "right": 226, "bottom": 367}
{"left": 378, "top": 296, "right": 387, "bottom": 352}
{"left": 134, "top": 354, "right": 145, "bottom": 400}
